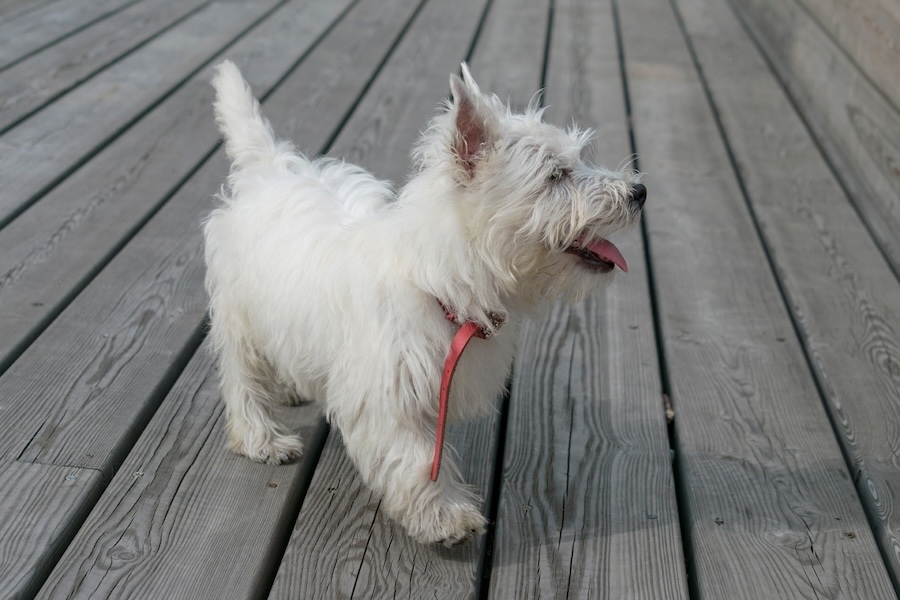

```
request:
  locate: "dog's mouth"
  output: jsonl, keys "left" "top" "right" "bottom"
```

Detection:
{"left": 565, "top": 235, "right": 628, "bottom": 273}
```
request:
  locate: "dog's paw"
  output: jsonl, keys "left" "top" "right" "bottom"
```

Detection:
{"left": 235, "top": 434, "right": 304, "bottom": 465}
{"left": 438, "top": 523, "right": 485, "bottom": 547}
{"left": 437, "top": 505, "right": 487, "bottom": 547}
{"left": 407, "top": 501, "right": 486, "bottom": 547}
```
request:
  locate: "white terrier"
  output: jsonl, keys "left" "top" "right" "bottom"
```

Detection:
{"left": 204, "top": 60, "right": 645, "bottom": 545}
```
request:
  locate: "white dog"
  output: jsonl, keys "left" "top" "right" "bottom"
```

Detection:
{"left": 204, "top": 60, "right": 645, "bottom": 545}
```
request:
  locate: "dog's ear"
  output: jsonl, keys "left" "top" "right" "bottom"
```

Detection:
{"left": 449, "top": 64, "right": 496, "bottom": 178}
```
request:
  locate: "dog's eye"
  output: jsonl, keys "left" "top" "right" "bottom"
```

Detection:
{"left": 548, "top": 167, "right": 571, "bottom": 183}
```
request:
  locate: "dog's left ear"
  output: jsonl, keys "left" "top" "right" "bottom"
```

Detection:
{"left": 449, "top": 64, "right": 497, "bottom": 178}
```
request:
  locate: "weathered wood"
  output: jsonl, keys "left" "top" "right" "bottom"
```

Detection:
{"left": 0, "top": 0, "right": 282, "bottom": 229}
{"left": 488, "top": 0, "right": 688, "bottom": 597}
{"left": 0, "top": 0, "right": 138, "bottom": 69}
{"left": 728, "top": 0, "right": 900, "bottom": 275}
{"left": 0, "top": 0, "right": 211, "bottom": 132}
{"left": 0, "top": 462, "right": 103, "bottom": 598}
{"left": 36, "top": 348, "right": 325, "bottom": 600}
{"left": 0, "top": 0, "right": 351, "bottom": 375}
{"left": 268, "top": 0, "right": 528, "bottom": 596}
{"left": 0, "top": 164, "right": 212, "bottom": 469}
{"left": 676, "top": 0, "right": 900, "bottom": 589}
{"left": 493, "top": 301, "right": 688, "bottom": 600}
{"left": 619, "top": 0, "right": 897, "bottom": 597}
{"left": 795, "top": 0, "right": 900, "bottom": 109}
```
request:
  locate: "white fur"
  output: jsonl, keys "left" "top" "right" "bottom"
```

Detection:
{"left": 204, "top": 60, "right": 643, "bottom": 545}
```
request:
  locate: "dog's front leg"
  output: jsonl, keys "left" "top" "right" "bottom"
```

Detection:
{"left": 332, "top": 405, "right": 486, "bottom": 546}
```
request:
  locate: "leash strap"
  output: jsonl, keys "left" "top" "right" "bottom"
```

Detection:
{"left": 431, "top": 303, "right": 504, "bottom": 482}
{"left": 431, "top": 321, "right": 483, "bottom": 481}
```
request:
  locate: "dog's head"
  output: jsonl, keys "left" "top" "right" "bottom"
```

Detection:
{"left": 415, "top": 64, "right": 644, "bottom": 303}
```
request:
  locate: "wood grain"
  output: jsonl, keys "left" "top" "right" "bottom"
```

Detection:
{"left": 0, "top": 0, "right": 352, "bottom": 374}
{"left": 0, "top": 462, "right": 103, "bottom": 598}
{"left": 0, "top": 163, "right": 217, "bottom": 470}
{"left": 675, "top": 0, "right": 900, "bottom": 588}
{"left": 619, "top": 0, "right": 897, "bottom": 596}
{"left": 36, "top": 348, "right": 325, "bottom": 599}
{"left": 488, "top": 0, "right": 688, "bottom": 597}
{"left": 0, "top": 0, "right": 211, "bottom": 132}
{"left": 493, "top": 301, "right": 687, "bottom": 600}
{"left": 0, "top": 0, "right": 282, "bottom": 228}
{"left": 0, "top": 0, "right": 137, "bottom": 69}
{"left": 728, "top": 0, "right": 900, "bottom": 275}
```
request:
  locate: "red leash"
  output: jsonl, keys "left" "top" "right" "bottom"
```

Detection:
{"left": 431, "top": 305, "right": 503, "bottom": 481}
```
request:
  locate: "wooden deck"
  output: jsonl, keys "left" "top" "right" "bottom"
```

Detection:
{"left": 0, "top": 0, "right": 898, "bottom": 597}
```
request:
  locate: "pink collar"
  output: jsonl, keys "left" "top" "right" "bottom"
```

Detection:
{"left": 431, "top": 302, "right": 504, "bottom": 481}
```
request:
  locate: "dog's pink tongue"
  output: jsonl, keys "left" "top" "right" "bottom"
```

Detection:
{"left": 587, "top": 239, "right": 628, "bottom": 272}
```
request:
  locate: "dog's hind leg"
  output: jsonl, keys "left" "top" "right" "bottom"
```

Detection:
{"left": 212, "top": 325, "right": 304, "bottom": 464}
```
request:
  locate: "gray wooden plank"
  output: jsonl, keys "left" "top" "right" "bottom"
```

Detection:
{"left": 268, "top": 0, "right": 535, "bottom": 596}
{"left": 0, "top": 462, "right": 103, "bottom": 598}
{"left": 488, "top": 0, "right": 688, "bottom": 597}
{"left": 0, "top": 0, "right": 282, "bottom": 229}
{"left": 0, "top": 0, "right": 381, "bottom": 475}
{"left": 795, "top": 0, "right": 900, "bottom": 111}
{"left": 0, "top": 0, "right": 139, "bottom": 69}
{"left": 492, "top": 304, "right": 687, "bottom": 600}
{"left": 0, "top": 0, "right": 212, "bottom": 132}
{"left": 0, "top": 0, "right": 351, "bottom": 377}
{"left": 618, "top": 0, "right": 897, "bottom": 597}
{"left": 36, "top": 348, "right": 325, "bottom": 599}
{"left": 728, "top": 0, "right": 900, "bottom": 276}
{"left": 676, "top": 0, "right": 900, "bottom": 588}
{"left": 0, "top": 0, "right": 57, "bottom": 22}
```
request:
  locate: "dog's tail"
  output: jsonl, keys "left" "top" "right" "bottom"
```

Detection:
{"left": 211, "top": 60, "right": 282, "bottom": 172}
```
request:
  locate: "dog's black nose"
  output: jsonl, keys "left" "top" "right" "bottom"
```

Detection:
{"left": 630, "top": 183, "right": 647, "bottom": 208}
